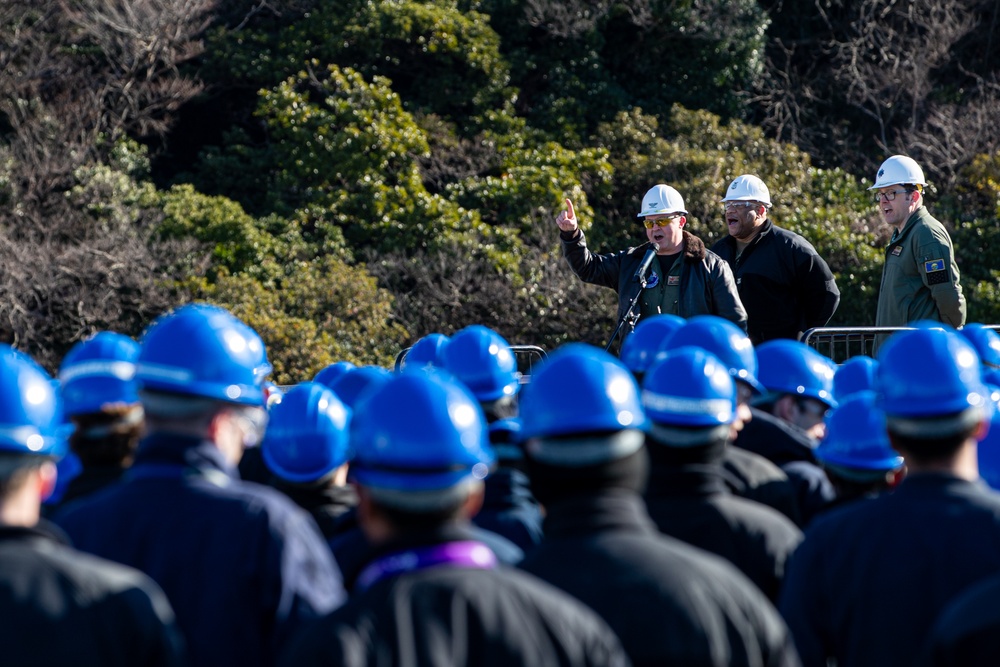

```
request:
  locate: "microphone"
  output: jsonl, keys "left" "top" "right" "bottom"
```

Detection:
{"left": 632, "top": 242, "right": 659, "bottom": 283}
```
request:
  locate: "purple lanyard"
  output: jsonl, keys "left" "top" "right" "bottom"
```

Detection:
{"left": 355, "top": 540, "right": 498, "bottom": 591}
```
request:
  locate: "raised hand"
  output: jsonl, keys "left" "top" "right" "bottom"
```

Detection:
{"left": 555, "top": 198, "right": 578, "bottom": 233}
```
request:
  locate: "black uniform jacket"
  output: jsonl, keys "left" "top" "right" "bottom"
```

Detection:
{"left": 0, "top": 521, "right": 184, "bottom": 666}
{"left": 272, "top": 480, "right": 358, "bottom": 541}
{"left": 645, "top": 462, "right": 803, "bottom": 602}
{"left": 280, "top": 524, "right": 630, "bottom": 667}
{"left": 563, "top": 228, "right": 747, "bottom": 334}
{"left": 55, "top": 434, "right": 345, "bottom": 667}
{"left": 711, "top": 220, "right": 839, "bottom": 344}
{"left": 920, "top": 569, "right": 1000, "bottom": 667}
{"left": 520, "top": 489, "right": 801, "bottom": 667}
{"left": 733, "top": 409, "right": 836, "bottom": 525}
{"left": 780, "top": 473, "right": 1000, "bottom": 667}
{"left": 473, "top": 467, "right": 544, "bottom": 552}
{"left": 721, "top": 446, "right": 802, "bottom": 525}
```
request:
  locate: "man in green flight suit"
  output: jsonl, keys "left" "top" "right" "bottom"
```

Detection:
{"left": 872, "top": 155, "right": 965, "bottom": 340}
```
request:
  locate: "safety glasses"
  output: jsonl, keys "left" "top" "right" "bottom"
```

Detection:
{"left": 643, "top": 216, "right": 680, "bottom": 229}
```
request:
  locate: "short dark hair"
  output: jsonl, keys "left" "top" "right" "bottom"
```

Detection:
{"left": 888, "top": 422, "right": 978, "bottom": 464}
{"left": 0, "top": 456, "right": 45, "bottom": 502}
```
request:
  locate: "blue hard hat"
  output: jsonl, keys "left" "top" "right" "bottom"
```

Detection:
{"left": 313, "top": 361, "right": 356, "bottom": 389}
{"left": 977, "top": 386, "right": 1000, "bottom": 490}
{"left": 58, "top": 331, "right": 141, "bottom": 417}
{"left": 659, "top": 315, "right": 762, "bottom": 393}
{"left": 756, "top": 340, "right": 837, "bottom": 408}
{"left": 816, "top": 391, "right": 903, "bottom": 471}
{"left": 833, "top": 355, "right": 879, "bottom": 403}
{"left": 960, "top": 323, "right": 1000, "bottom": 368}
{"left": 519, "top": 343, "right": 648, "bottom": 443}
{"left": 405, "top": 333, "right": 451, "bottom": 370}
{"left": 329, "top": 365, "right": 393, "bottom": 410}
{"left": 643, "top": 347, "right": 736, "bottom": 432}
{"left": 877, "top": 327, "right": 988, "bottom": 427}
{"left": 0, "top": 345, "right": 68, "bottom": 458}
{"left": 261, "top": 382, "right": 351, "bottom": 484}
{"left": 443, "top": 325, "right": 520, "bottom": 402}
{"left": 619, "top": 314, "right": 685, "bottom": 375}
{"left": 136, "top": 303, "right": 271, "bottom": 406}
{"left": 350, "top": 370, "right": 493, "bottom": 493}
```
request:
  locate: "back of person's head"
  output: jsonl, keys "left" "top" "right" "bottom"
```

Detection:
{"left": 659, "top": 315, "right": 763, "bottom": 394}
{"left": 328, "top": 366, "right": 392, "bottom": 411}
{"left": 0, "top": 346, "right": 68, "bottom": 510}
{"left": 135, "top": 303, "right": 271, "bottom": 442}
{"left": 816, "top": 391, "right": 903, "bottom": 492}
{"left": 313, "top": 361, "right": 356, "bottom": 389}
{"left": 619, "top": 314, "right": 685, "bottom": 381}
{"left": 642, "top": 348, "right": 737, "bottom": 464}
{"left": 959, "top": 323, "right": 1000, "bottom": 370}
{"left": 58, "top": 331, "right": 143, "bottom": 467}
{"left": 833, "top": 355, "right": 879, "bottom": 404}
{"left": 518, "top": 343, "right": 649, "bottom": 504}
{"left": 877, "top": 325, "right": 989, "bottom": 462}
{"left": 755, "top": 340, "right": 837, "bottom": 410}
{"left": 261, "top": 382, "right": 351, "bottom": 487}
{"left": 349, "top": 370, "right": 494, "bottom": 532}
{"left": 443, "top": 325, "right": 520, "bottom": 419}
{"left": 403, "top": 333, "right": 451, "bottom": 371}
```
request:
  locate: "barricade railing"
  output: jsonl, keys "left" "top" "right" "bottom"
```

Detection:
{"left": 394, "top": 344, "right": 547, "bottom": 384}
{"left": 801, "top": 324, "right": 1000, "bottom": 362}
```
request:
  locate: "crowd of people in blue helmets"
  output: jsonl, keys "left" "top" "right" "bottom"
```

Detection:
{"left": 5, "top": 297, "right": 1000, "bottom": 667}
{"left": 0, "top": 153, "right": 992, "bottom": 666}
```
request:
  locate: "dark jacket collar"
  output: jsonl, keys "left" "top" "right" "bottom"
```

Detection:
{"left": 542, "top": 488, "right": 657, "bottom": 537}
{"left": 131, "top": 433, "right": 238, "bottom": 480}
{"left": 734, "top": 407, "right": 818, "bottom": 464}
{"left": 0, "top": 519, "right": 71, "bottom": 545}
{"left": 646, "top": 463, "right": 730, "bottom": 499}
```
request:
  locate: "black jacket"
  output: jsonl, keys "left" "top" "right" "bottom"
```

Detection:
{"left": 0, "top": 522, "right": 184, "bottom": 667}
{"left": 280, "top": 525, "right": 630, "bottom": 667}
{"left": 721, "top": 445, "right": 803, "bottom": 525}
{"left": 54, "top": 434, "right": 345, "bottom": 667}
{"left": 645, "top": 462, "right": 803, "bottom": 602}
{"left": 711, "top": 220, "right": 839, "bottom": 344}
{"left": 272, "top": 480, "right": 357, "bottom": 541}
{"left": 520, "top": 490, "right": 801, "bottom": 667}
{"left": 563, "top": 228, "right": 747, "bottom": 335}
{"left": 473, "top": 468, "right": 544, "bottom": 552}
{"left": 733, "top": 408, "right": 836, "bottom": 525}
{"left": 920, "top": 570, "right": 1000, "bottom": 667}
{"left": 780, "top": 473, "right": 1000, "bottom": 667}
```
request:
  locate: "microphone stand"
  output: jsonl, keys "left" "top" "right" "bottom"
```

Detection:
{"left": 605, "top": 272, "right": 649, "bottom": 353}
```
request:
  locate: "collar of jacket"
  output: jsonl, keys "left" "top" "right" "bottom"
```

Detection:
{"left": 724, "top": 218, "right": 773, "bottom": 254}
{"left": 482, "top": 468, "right": 539, "bottom": 510}
{"left": 541, "top": 488, "right": 657, "bottom": 538}
{"left": 679, "top": 230, "right": 707, "bottom": 263}
{"left": 890, "top": 205, "right": 930, "bottom": 244}
{"left": 274, "top": 480, "right": 358, "bottom": 513}
{"left": 646, "top": 462, "right": 730, "bottom": 499}
{"left": 131, "top": 433, "right": 238, "bottom": 481}
{"left": 357, "top": 522, "right": 482, "bottom": 570}
{"left": 0, "top": 519, "right": 71, "bottom": 546}
{"left": 892, "top": 470, "right": 992, "bottom": 498}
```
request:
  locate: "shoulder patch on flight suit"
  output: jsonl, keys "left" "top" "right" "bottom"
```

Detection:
{"left": 924, "top": 258, "right": 948, "bottom": 285}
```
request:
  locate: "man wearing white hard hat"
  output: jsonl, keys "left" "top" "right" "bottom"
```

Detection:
{"left": 711, "top": 174, "right": 840, "bottom": 345}
{"left": 870, "top": 155, "right": 965, "bottom": 333}
{"left": 556, "top": 185, "right": 747, "bottom": 343}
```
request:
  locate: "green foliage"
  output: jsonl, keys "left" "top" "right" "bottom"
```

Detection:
{"left": 205, "top": 0, "right": 513, "bottom": 123}
{"left": 178, "top": 256, "right": 409, "bottom": 384}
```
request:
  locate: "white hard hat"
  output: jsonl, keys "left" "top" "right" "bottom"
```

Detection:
{"left": 637, "top": 184, "right": 687, "bottom": 218}
{"left": 869, "top": 155, "right": 927, "bottom": 190}
{"left": 721, "top": 174, "right": 771, "bottom": 207}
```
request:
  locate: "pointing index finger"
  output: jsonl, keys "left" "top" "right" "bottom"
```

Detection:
{"left": 565, "top": 198, "right": 575, "bottom": 219}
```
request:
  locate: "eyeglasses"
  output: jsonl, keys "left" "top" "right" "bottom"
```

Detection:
{"left": 723, "top": 201, "right": 760, "bottom": 211}
{"left": 643, "top": 216, "right": 680, "bottom": 229}
{"left": 872, "top": 189, "right": 911, "bottom": 203}
{"left": 795, "top": 398, "right": 829, "bottom": 421}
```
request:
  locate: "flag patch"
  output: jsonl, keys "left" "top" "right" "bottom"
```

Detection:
{"left": 924, "top": 259, "right": 945, "bottom": 273}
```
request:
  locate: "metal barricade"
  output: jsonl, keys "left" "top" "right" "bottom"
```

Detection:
{"left": 394, "top": 344, "right": 547, "bottom": 384}
{"left": 801, "top": 325, "right": 1000, "bottom": 362}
